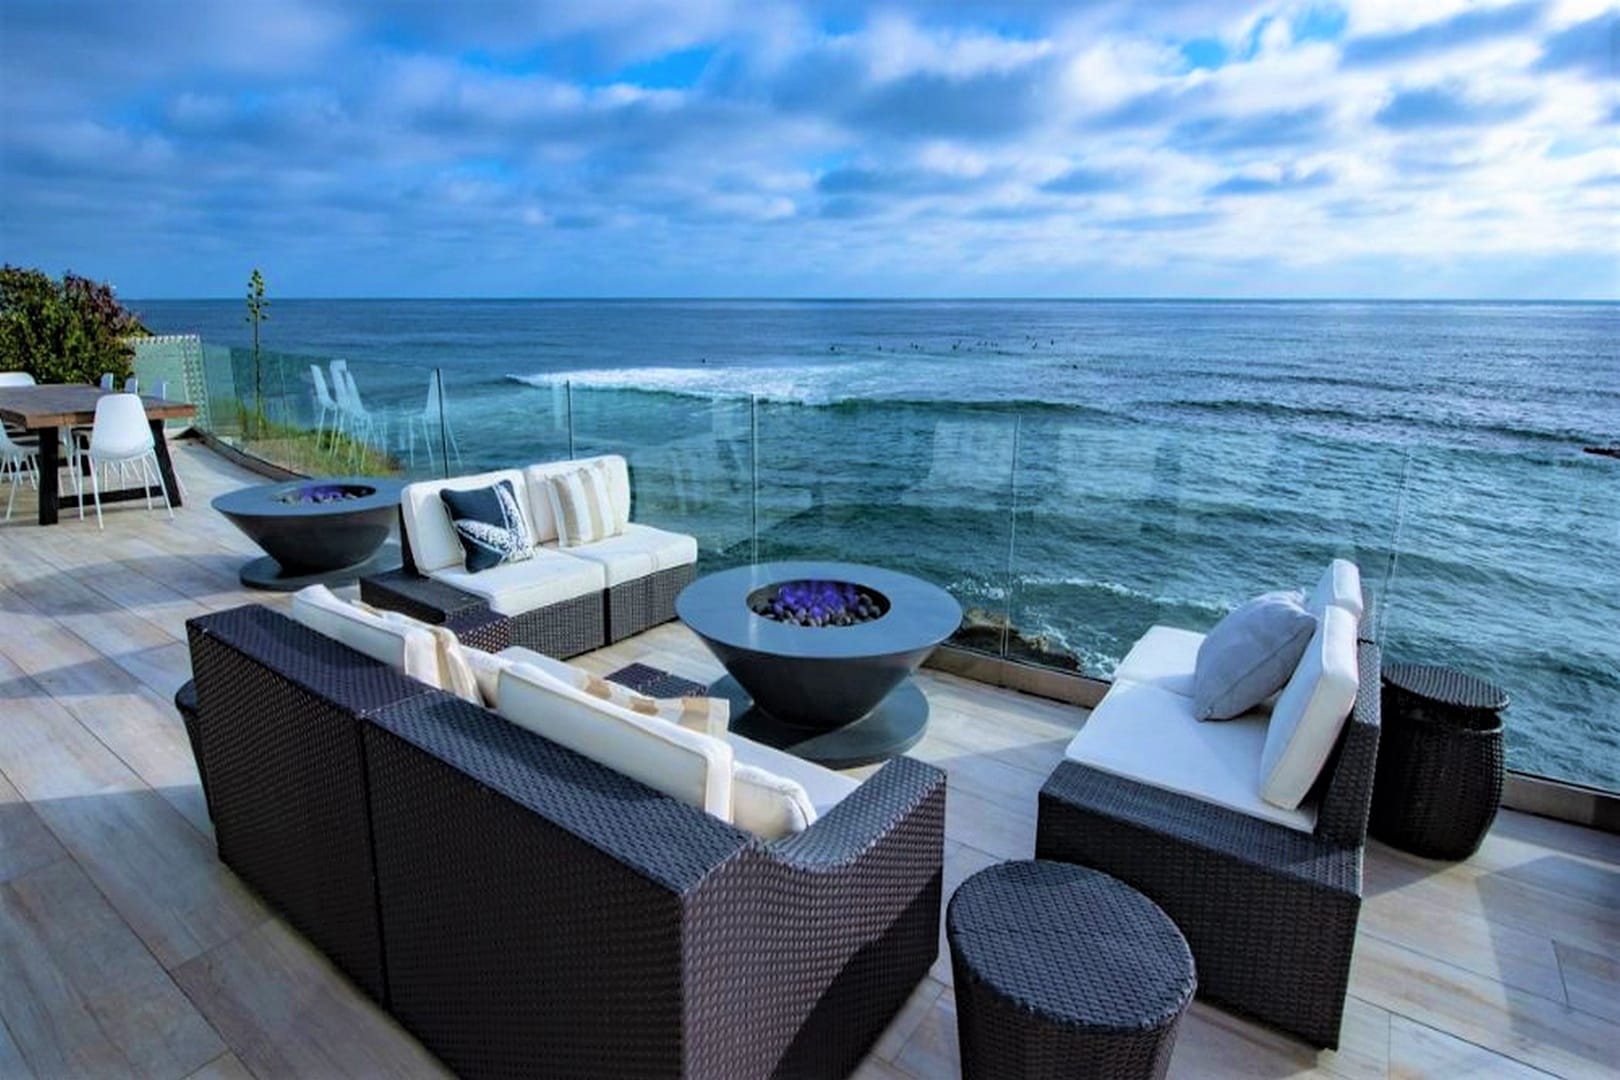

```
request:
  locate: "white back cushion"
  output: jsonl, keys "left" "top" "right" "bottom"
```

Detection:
{"left": 1308, "top": 559, "right": 1363, "bottom": 621}
{"left": 732, "top": 764, "right": 817, "bottom": 840}
{"left": 1260, "top": 605, "right": 1361, "bottom": 809}
{"left": 545, "top": 461, "right": 622, "bottom": 546}
{"left": 524, "top": 455, "right": 631, "bottom": 542}
{"left": 496, "top": 661, "right": 734, "bottom": 820}
{"left": 401, "top": 469, "right": 536, "bottom": 573}
{"left": 290, "top": 585, "right": 441, "bottom": 687}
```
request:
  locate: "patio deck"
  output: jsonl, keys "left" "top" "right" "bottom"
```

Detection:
{"left": 0, "top": 439, "right": 1616, "bottom": 1079}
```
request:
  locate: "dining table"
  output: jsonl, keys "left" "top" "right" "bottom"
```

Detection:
{"left": 0, "top": 384, "right": 197, "bottom": 526}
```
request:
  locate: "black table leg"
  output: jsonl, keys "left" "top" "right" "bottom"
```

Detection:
{"left": 150, "top": 418, "right": 183, "bottom": 508}
{"left": 34, "top": 426, "right": 59, "bottom": 526}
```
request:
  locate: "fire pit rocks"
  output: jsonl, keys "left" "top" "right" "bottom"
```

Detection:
{"left": 749, "top": 579, "right": 890, "bottom": 627}
{"left": 213, "top": 476, "right": 404, "bottom": 590}
{"left": 677, "top": 561, "right": 962, "bottom": 767}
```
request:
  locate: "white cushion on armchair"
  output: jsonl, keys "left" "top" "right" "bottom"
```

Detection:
{"left": 560, "top": 523, "right": 699, "bottom": 587}
{"left": 1308, "top": 559, "right": 1363, "bottom": 621}
{"left": 400, "top": 468, "right": 539, "bottom": 573}
{"left": 1260, "top": 605, "right": 1360, "bottom": 809}
{"left": 524, "top": 456, "right": 632, "bottom": 544}
{"left": 431, "top": 549, "right": 604, "bottom": 616}
{"left": 290, "top": 584, "right": 442, "bottom": 688}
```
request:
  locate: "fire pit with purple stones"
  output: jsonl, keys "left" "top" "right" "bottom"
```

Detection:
{"left": 213, "top": 476, "right": 404, "bottom": 591}
{"left": 677, "top": 561, "right": 962, "bottom": 768}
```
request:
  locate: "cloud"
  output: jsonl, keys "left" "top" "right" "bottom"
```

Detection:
{"left": 1374, "top": 84, "right": 1536, "bottom": 129}
{"left": 0, "top": 0, "right": 1612, "bottom": 298}
{"left": 1340, "top": 1, "right": 1548, "bottom": 66}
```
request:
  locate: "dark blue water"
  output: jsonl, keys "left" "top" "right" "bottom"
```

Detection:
{"left": 139, "top": 299, "right": 1620, "bottom": 791}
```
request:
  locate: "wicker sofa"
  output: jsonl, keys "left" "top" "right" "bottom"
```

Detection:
{"left": 182, "top": 602, "right": 946, "bottom": 1079}
{"left": 361, "top": 454, "right": 697, "bottom": 657}
{"left": 1036, "top": 562, "right": 1381, "bottom": 1049}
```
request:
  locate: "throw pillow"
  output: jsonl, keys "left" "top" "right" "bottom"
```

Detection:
{"left": 1192, "top": 590, "right": 1317, "bottom": 720}
{"left": 351, "top": 599, "right": 482, "bottom": 705}
{"left": 546, "top": 462, "right": 620, "bottom": 547}
{"left": 499, "top": 645, "right": 729, "bottom": 736}
{"left": 440, "top": 479, "right": 534, "bottom": 572}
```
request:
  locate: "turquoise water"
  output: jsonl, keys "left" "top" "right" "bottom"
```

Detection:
{"left": 140, "top": 299, "right": 1620, "bottom": 792}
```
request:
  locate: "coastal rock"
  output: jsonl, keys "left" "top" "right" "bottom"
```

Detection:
{"left": 951, "top": 608, "right": 1082, "bottom": 671}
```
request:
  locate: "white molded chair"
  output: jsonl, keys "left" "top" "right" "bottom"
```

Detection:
{"left": 81, "top": 394, "right": 171, "bottom": 528}
{"left": 124, "top": 375, "right": 139, "bottom": 393}
{"left": 401, "top": 372, "right": 463, "bottom": 471}
{"left": 310, "top": 365, "right": 340, "bottom": 448}
{"left": 0, "top": 372, "right": 36, "bottom": 386}
{"left": 99, "top": 373, "right": 115, "bottom": 390}
{"left": 1, "top": 424, "right": 39, "bottom": 521}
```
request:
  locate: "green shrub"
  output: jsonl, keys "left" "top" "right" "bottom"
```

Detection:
{"left": 0, "top": 265, "right": 149, "bottom": 385}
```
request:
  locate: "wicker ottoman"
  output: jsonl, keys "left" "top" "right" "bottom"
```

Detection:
{"left": 947, "top": 860, "right": 1196, "bottom": 1080}
{"left": 1372, "top": 662, "right": 1509, "bottom": 860}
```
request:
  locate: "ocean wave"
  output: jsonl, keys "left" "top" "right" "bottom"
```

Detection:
{"left": 1015, "top": 574, "right": 1233, "bottom": 619}
{"left": 504, "top": 366, "right": 1123, "bottom": 418}
{"left": 1161, "top": 398, "right": 1599, "bottom": 447}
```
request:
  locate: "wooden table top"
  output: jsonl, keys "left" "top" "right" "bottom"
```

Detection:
{"left": 0, "top": 384, "right": 198, "bottom": 428}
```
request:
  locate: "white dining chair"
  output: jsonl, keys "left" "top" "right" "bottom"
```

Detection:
{"left": 0, "top": 372, "right": 36, "bottom": 386}
{"left": 310, "top": 365, "right": 340, "bottom": 448}
{"left": 99, "top": 373, "right": 115, "bottom": 390}
{"left": 401, "top": 372, "right": 463, "bottom": 470}
{"left": 1, "top": 424, "right": 39, "bottom": 521}
{"left": 124, "top": 375, "right": 140, "bottom": 393}
{"left": 81, "top": 393, "right": 171, "bottom": 528}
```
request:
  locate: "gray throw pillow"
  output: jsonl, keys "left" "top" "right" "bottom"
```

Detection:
{"left": 1192, "top": 590, "right": 1316, "bottom": 721}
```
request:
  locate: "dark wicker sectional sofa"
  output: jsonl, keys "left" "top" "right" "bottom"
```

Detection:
{"left": 183, "top": 603, "right": 947, "bottom": 1079}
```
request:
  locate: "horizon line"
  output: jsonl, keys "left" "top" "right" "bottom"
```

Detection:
{"left": 127, "top": 295, "right": 1620, "bottom": 304}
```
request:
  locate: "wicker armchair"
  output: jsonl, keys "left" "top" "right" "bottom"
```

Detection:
{"left": 1036, "top": 637, "right": 1381, "bottom": 1049}
{"left": 184, "top": 604, "right": 945, "bottom": 1079}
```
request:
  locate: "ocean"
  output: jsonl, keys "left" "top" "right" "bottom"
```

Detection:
{"left": 138, "top": 299, "right": 1620, "bottom": 792}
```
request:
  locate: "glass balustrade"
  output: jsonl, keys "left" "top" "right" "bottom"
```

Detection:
{"left": 186, "top": 358, "right": 1619, "bottom": 797}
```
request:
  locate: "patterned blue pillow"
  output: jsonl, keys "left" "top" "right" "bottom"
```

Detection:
{"left": 440, "top": 480, "right": 534, "bottom": 572}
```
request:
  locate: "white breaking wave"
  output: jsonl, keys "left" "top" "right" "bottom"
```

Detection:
{"left": 505, "top": 362, "right": 909, "bottom": 406}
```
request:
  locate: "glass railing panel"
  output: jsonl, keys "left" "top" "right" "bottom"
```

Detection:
{"left": 1007, "top": 410, "right": 1407, "bottom": 679}
{"left": 433, "top": 364, "right": 569, "bottom": 477}
{"left": 1385, "top": 443, "right": 1620, "bottom": 793}
{"left": 567, "top": 386, "right": 755, "bottom": 567}
{"left": 197, "top": 341, "right": 241, "bottom": 442}
{"left": 752, "top": 397, "right": 1017, "bottom": 654}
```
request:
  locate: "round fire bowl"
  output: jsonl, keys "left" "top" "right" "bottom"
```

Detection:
{"left": 677, "top": 561, "right": 962, "bottom": 766}
{"left": 213, "top": 477, "right": 405, "bottom": 591}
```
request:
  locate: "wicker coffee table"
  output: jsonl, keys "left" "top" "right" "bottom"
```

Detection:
{"left": 948, "top": 860, "right": 1196, "bottom": 1080}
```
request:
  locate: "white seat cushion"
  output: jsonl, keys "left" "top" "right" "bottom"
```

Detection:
{"left": 290, "top": 585, "right": 441, "bottom": 688}
{"left": 524, "top": 456, "right": 632, "bottom": 544}
{"left": 1113, "top": 625, "right": 1203, "bottom": 697}
{"left": 1261, "top": 605, "right": 1361, "bottom": 809}
{"left": 401, "top": 469, "right": 539, "bottom": 574}
{"left": 431, "top": 548, "right": 604, "bottom": 616}
{"left": 560, "top": 523, "right": 699, "bottom": 588}
{"left": 496, "top": 660, "right": 734, "bottom": 819}
{"left": 726, "top": 733, "right": 859, "bottom": 820}
{"left": 1308, "top": 559, "right": 1363, "bottom": 621}
{"left": 1064, "top": 678, "right": 1317, "bottom": 833}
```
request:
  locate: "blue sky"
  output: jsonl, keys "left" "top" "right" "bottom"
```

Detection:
{"left": 1, "top": 0, "right": 1614, "bottom": 298}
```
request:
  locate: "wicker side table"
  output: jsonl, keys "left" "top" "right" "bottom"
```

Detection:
{"left": 947, "top": 860, "right": 1196, "bottom": 1080}
{"left": 1371, "top": 662, "right": 1509, "bottom": 860}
